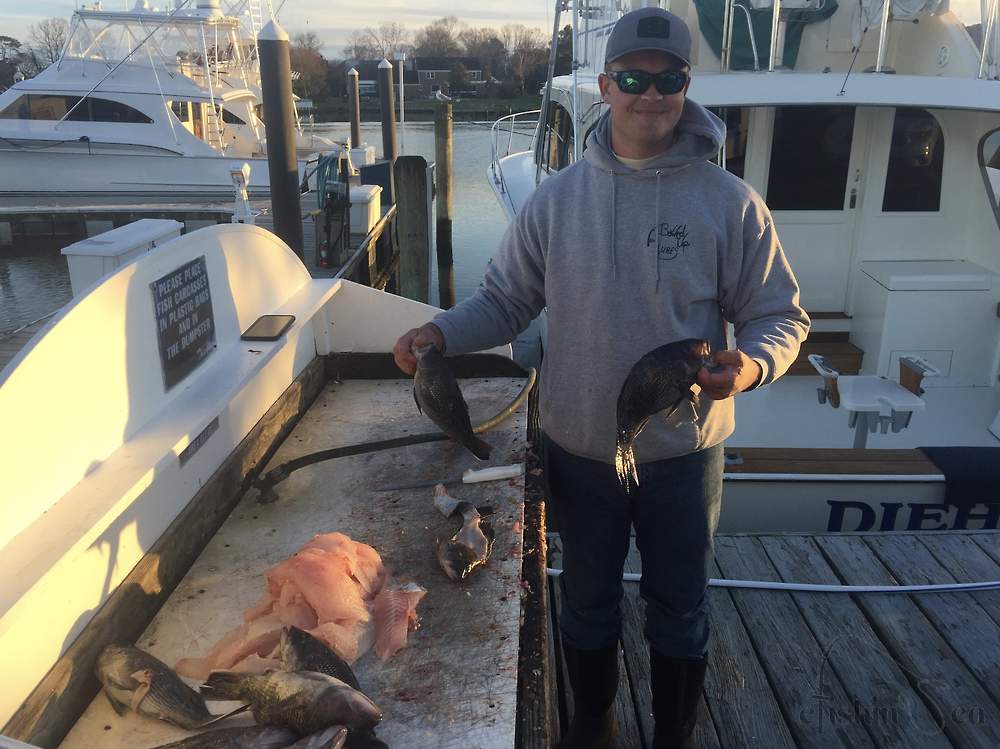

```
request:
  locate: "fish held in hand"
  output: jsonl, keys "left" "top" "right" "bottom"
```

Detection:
{"left": 436, "top": 501, "right": 495, "bottom": 581}
{"left": 615, "top": 339, "right": 711, "bottom": 490}
{"left": 201, "top": 669, "right": 382, "bottom": 735}
{"left": 413, "top": 344, "right": 492, "bottom": 460}
{"left": 96, "top": 644, "right": 215, "bottom": 729}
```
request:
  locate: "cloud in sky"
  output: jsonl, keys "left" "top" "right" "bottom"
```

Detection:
{"left": 0, "top": 0, "right": 986, "bottom": 52}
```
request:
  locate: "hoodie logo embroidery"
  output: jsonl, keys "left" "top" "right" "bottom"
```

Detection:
{"left": 647, "top": 223, "right": 691, "bottom": 259}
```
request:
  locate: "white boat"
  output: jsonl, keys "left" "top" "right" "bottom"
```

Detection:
{"left": 0, "top": 0, "right": 335, "bottom": 206}
{"left": 0, "top": 221, "right": 525, "bottom": 746}
{"left": 490, "top": 0, "right": 1000, "bottom": 532}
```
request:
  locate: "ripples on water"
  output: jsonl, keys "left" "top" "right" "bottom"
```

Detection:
{"left": 1, "top": 121, "right": 537, "bottom": 337}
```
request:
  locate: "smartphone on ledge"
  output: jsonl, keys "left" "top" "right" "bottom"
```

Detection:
{"left": 241, "top": 314, "right": 295, "bottom": 341}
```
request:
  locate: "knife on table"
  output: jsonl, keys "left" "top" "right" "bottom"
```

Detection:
{"left": 376, "top": 463, "right": 524, "bottom": 492}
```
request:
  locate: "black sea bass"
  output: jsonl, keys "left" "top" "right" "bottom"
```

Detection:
{"left": 413, "top": 344, "right": 492, "bottom": 460}
{"left": 615, "top": 339, "right": 712, "bottom": 490}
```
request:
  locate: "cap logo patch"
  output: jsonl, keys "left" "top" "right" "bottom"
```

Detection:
{"left": 637, "top": 16, "right": 670, "bottom": 39}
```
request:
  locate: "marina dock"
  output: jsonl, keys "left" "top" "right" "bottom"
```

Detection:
{"left": 547, "top": 530, "right": 1000, "bottom": 748}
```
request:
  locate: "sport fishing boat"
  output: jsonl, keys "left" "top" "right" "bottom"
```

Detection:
{"left": 0, "top": 0, "right": 333, "bottom": 206}
{"left": 489, "top": 0, "right": 1000, "bottom": 533}
{"left": 0, "top": 221, "right": 530, "bottom": 747}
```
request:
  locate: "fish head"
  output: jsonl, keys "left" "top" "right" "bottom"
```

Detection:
{"left": 412, "top": 343, "right": 442, "bottom": 363}
{"left": 678, "top": 339, "right": 713, "bottom": 377}
{"left": 95, "top": 644, "right": 137, "bottom": 684}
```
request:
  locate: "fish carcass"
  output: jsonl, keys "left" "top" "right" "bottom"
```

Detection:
{"left": 436, "top": 501, "right": 495, "bottom": 581}
{"left": 201, "top": 670, "right": 382, "bottom": 734}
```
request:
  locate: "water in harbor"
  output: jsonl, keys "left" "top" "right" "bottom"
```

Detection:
{"left": 0, "top": 121, "right": 537, "bottom": 337}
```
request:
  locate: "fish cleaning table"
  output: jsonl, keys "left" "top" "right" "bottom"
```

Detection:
{"left": 60, "top": 373, "right": 530, "bottom": 749}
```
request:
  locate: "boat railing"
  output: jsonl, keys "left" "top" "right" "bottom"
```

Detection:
{"left": 489, "top": 109, "right": 540, "bottom": 196}
{"left": 334, "top": 203, "right": 400, "bottom": 291}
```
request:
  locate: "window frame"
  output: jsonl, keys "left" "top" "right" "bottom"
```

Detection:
{"left": 879, "top": 107, "right": 945, "bottom": 215}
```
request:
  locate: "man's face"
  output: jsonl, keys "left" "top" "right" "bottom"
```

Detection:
{"left": 598, "top": 49, "right": 691, "bottom": 160}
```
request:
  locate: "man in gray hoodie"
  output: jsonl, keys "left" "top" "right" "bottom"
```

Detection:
{"left": 394, "top": 7, "right": 808, "bottom": 748}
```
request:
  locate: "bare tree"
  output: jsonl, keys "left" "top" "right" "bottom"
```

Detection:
{"left": 501, "top": 24, "right": 547, "bottom": 94}
{"left": 458, "top": 26, "right": 507, "bottom": 79}
{"left": 293, "top": 32, "right": 322, "bottom": 54}
{"left": 364, "top": 22, "right": 410, "bottom": 59}
{"left": 28, "top": 18, "right": 68, "bottom": 66}
{"left": 343, "top": 29, "right": 377, "bottom": 61}
{"left": 412, "top": 16, "right": 463, "bottom": 58}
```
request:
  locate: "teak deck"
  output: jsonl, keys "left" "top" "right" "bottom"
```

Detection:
{"left": 550, "top": 531, "right": 1000, "bottom": 748}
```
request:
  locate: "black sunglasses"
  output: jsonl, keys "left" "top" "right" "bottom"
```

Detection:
{"left": 606, "top": 69, "right": 689, "bottom": 96}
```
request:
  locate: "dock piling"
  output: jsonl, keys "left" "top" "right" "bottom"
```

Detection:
{"left": 434, "top": 102, "right": 456, "bottom": 310}
{"left": 394, "top": 155, "right": 430, "bottom": 303}
{"left": 347, "top": 67, "right": 362, "bottom": 149}
{"left": 259, "top": 20, "right": 303, "bottom": 258}
{"left": 378, "top": 59, "right": 398, "bottom": 163}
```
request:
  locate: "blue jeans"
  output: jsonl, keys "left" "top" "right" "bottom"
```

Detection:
{"left": 544, "top": 435, "right": 724, "bottom": 658}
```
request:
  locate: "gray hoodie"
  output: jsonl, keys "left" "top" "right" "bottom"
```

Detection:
{"left": 433, "top": 100, "right": 809, "bottom": 464}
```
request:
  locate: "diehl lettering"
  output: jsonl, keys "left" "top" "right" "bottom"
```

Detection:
{"left": 826, "top": 500, "right": 876, "bottom": 532}
{"left": 905, "top": 503, "right": 950, "bottom": 531}
{"left": 952, "top": 503, "right": 1000, "bottom": 530}
{"left": 878, "top": 502, "right": 904, "bottom": 531}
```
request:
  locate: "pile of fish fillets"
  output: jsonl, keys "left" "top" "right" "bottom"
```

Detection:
{"left": 176, "top": 533, "right": 426, "bottom": 680}
{"left": 97, "top": 626, "right": 389, "bottom": 748}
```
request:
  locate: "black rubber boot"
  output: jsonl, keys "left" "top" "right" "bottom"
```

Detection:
{"left": 557, "top": 642, "right": 619, "bottom": 749}
{"left": 649, "top": 649, "right": 707, "bottom": 749}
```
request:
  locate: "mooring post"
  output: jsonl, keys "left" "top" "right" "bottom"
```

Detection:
{"left": 347, "top": 67, "right": 362, "bottom": 149}
{"left": 394, "top": 155, "right": 430, "bottom": 302}
{"left": 378, "top": 59, "right": 398, "bottom": 163}
{"left": 434, "top": 101, "right": 455, "bottom": 309}
{"left": 259, "top": 20, "right": 303, "bottom": 258}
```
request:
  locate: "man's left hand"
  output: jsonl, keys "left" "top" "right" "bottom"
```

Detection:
{"left": 696, "top": 349, "right": 762, "bottom": 400}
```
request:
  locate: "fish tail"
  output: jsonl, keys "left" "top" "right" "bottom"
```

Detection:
{"left": 469, "top": 436, "right": 492, "bottom": 461}
{"left": 614, "top": 443, "right": 638, "bottom": 492}
{"left": 200, "top": 671, "right": 247, "bottom": 701}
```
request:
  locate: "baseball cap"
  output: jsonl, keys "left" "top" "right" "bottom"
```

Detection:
{"left": 605, "top": 7, "right": 692, "bottom": 67}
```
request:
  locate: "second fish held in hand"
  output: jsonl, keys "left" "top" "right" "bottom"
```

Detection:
{"left": 412, "top": 344, "right": 492, "bottom": 460}
{"left": 615, "top": 339, "right": 712, "bottom": 491}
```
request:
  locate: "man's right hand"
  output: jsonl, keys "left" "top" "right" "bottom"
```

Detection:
{"left": 392, "top": 323, "right": 445, "bottom": 376}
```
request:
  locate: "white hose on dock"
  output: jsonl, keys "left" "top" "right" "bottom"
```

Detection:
{"left": 544, "top": 567, "right": 1000, "bottom": 594}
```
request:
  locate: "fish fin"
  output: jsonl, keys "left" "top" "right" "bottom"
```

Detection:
{"left": 469, "top": 436, "right": 492, "bottom": 461}
{"left": 200, "top": 670, "right": 246, "bottom": 701}
{"left": 614, "top": 444, "right": 638, "bottom": 492}
{"left": 128, "top": 681, "right": 151, "bottom": 712}
{"left": 196, "top": 702, "right": 251, "bottom": 728}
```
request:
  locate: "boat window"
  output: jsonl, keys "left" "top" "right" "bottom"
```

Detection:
{"left": 540, "top": 101, "right": 573, "bottom": 173}
{"left": 766, "top": 106, "right": 854, "bottom": 210}
{"left": 219, "top": 106, "right": 246, "bottom": 125}
{"left": 0, "top": 94, "right": 152, "bottom": 123}
{"left": 171, "top": 101, "right": 191, "bottom": 122}
{"left": 709, "top": 107, "right": 749, "bottom": 179}
{"left": 882, "top": 108, "right": 943, "bottom": 212}
{"left": 980, "top": 128, "right": 1000, "bottom": 231}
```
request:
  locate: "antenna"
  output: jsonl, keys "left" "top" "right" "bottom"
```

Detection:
{"left": 838, "top": 0, "right": 870, "bottom": 96}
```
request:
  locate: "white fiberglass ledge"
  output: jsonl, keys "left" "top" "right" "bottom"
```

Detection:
{"left": 689, "top": 72, "right": 1000, "bottom": 112}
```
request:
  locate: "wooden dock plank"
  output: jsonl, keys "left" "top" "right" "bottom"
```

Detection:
{"left": 815, "top": 535, "right": 1000, "bottom": 748}
{"left": 759, "top": 535, "right": 952, "bottom": 747}
{"left": 621, "top": 543, "right": 722, "bottom": 749}
{"left": 705, "top": 560, "right": 798, "bottom": 749}
{"left": 715, "top": 536, "right": 875, "bottom": 747}
{"left": 971, "top": 533, "right": 1000, "bottom": 568}
{"left": 919, "top": 534, "right": 1000, "bottom": 627}
{"left": 548, "top": 539, "right": 643, "bottom": 748}
{"left": 864, "top": 534, "right": 1000, "bottom": 707}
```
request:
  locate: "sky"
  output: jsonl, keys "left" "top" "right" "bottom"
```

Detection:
{"left": 0, "top": 0, "right": 553, "bottom": 53}
{"left": 0, "top": 0, "right": 986, "bottom": 54}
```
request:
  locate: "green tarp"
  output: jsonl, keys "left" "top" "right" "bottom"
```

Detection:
{"left": 693, "top": 0, "right": 839, "bottom": 70}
